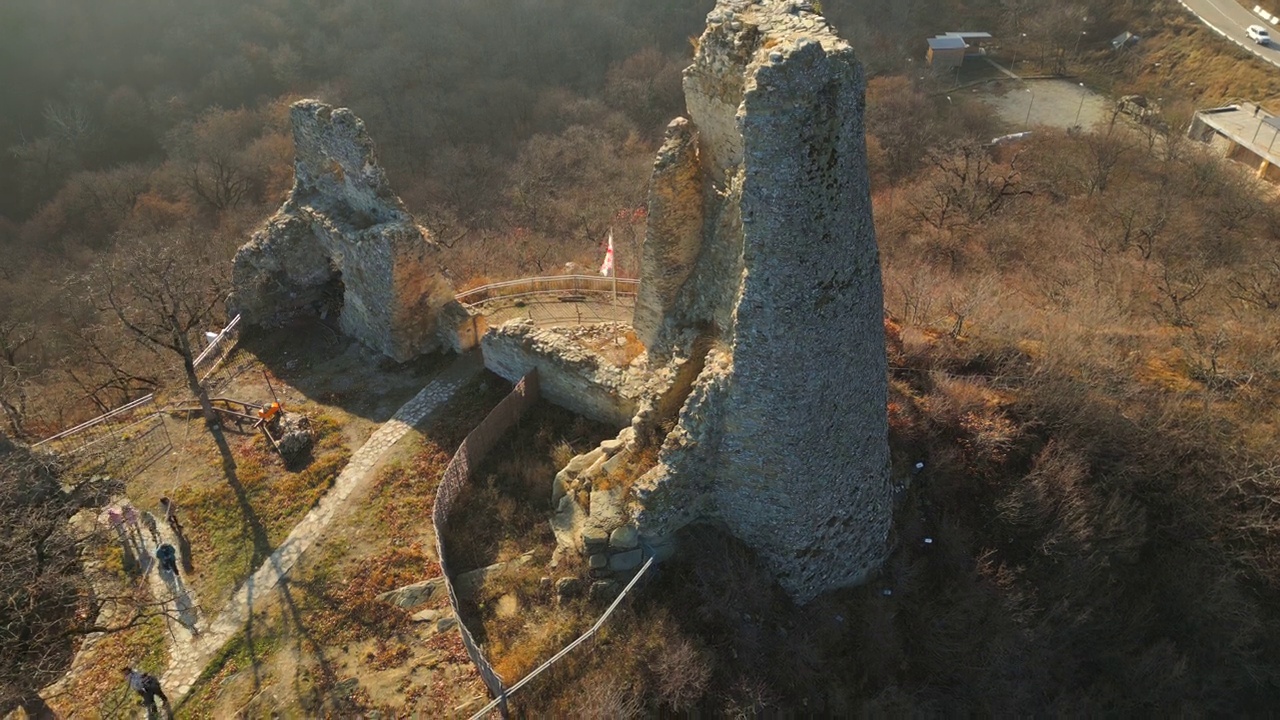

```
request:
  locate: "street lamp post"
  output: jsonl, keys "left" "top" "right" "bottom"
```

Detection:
{"left": 1074, "top": 82, "right": 1087, "bottom": 127}
{"left": 1074, "top": 30, "right": 1088, "bottom": 58}
{"left": 1024, "top": 88, "right": 1035, "bottom": 128}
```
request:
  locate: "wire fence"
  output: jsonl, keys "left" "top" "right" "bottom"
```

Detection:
{"left": 433, "top": 370, "right": 544, "bottom": 712}
{"left": 430, "top": 366, "right": 658, "bottom": 718}
{"left": 33, "top": 394, "right": 172, "bottom": 478}
{"left": 35, "top": 394, "right": 156, "bottom": 451}
{"left": 466, "top": 556, "right": 655, "bottom": 719}
{"left": 34, "top": 315, "right": 242, "bottom": 478}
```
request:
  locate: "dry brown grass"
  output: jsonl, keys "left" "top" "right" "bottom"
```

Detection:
{"left": 1086, "top": 2, "right": 1280, "bottom": 108}
{"left": 48, "top": 614, "right": 168, "bottom": 717}
{"left": 442, "top": 402, "right": 610, "bottom": 571}
{"left": 591, "top": 441, "right": 660, "bottom": 502}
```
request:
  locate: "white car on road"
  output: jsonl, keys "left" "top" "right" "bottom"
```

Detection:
{"left": 1248, "top": 24, "right": 1271, "bottom": 45}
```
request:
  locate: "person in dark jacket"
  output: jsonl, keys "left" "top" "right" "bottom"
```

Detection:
{"left": 156, "top": 543, "right": 179, "bottom": 577}
{"left": 159, "top": 497, "right": 183, "bottom": 536}
{"left": 123, "top": 667, "right": 168, "bottom": 713}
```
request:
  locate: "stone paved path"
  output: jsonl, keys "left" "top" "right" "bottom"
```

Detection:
{"left": 160, "top": 353, "right": 483, "bottom": 702}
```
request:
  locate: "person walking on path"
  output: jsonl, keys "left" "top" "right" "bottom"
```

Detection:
{"left": 106, "top": 507, "right": 125, "bottom": 534}
{"left": 156, "top": 543, "right": 180, "bottom": 577}
{"left": 106, "top": 507, "right": 141, "bottom": 574}
{"left": 160, "top": 497, "right": 184, "bottom": 536}
{"left": 123, "top": 667, "right": 169, "bottom": 716}
{"left": 122, "top": 505, "right": 146, "bottom": 550}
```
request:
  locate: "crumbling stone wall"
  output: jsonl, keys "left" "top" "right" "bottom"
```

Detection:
{"left": 481, "top": 322, "right": 646, "bottom": 428}
{"left": 713, "top": 0, "right": 889, "bottom": 600}
{"left": 561, "top": 0, "right": 891, "bottom": 604}
{"left": 231, "top": 100, "right": 455, "bottom": 361}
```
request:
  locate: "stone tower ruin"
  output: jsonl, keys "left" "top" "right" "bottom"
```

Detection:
{"left": 485, "top": 0, "right": 891, "bottom": 604}
{"left": 632, "top": 0, "right": 891, "bottom": 602}
{"left": 231, "top": 100, "right": 455, "bottom": 361}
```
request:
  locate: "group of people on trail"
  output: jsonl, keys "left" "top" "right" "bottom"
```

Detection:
{"left": 104, "top": 496, "right": 193, "bottom": 578}
{"left": 119, "top": 498, "right": 189, "bottom": 714}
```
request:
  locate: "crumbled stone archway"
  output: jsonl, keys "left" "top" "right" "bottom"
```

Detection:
{"left": 231, "top": 101, "right": 455, "bottom": 362}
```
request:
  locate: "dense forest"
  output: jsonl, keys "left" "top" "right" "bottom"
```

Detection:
{"left": 0, "top": 0, "right": 1181, "bottom": 433}
{"left": 0, "top": 0, "right": 714, "bottom": 433}
{"left": 6, "top": 0, "right": 1280, "bottom": 714}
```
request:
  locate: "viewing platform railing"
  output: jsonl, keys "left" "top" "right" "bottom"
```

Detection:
{"left": 455, "top": 275, "right": 639, "bottom": 308}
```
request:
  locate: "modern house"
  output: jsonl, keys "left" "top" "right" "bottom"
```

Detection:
{"left": 926, "top": 35, "right": 967, "bottom": 69}
{"left": 926, "top": 31, "right": 993, "bottom": 69}
{"left": 1188, "top": 102, "right": 1280, "bottom": 182}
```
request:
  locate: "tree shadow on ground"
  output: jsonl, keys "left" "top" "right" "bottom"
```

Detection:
{"left": 209, "top": 424, "right": 275, "bottom": 694}
{"left": 232, "top": 321, "right": 453, "bottom": 424}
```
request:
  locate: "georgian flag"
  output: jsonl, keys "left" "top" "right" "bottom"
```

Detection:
{"left": 600, "top": 230, "right": 615, "bottom": 277}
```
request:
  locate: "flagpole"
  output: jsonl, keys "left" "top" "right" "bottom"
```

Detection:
{"left": 610, "top": 227, "right": 617, "bottom": 306}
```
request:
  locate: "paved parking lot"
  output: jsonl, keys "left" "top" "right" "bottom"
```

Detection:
{"left": 977, "top": 77, "right": 1112, "bottom": 131}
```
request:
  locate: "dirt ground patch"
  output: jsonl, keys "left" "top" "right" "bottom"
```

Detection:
{"left": 172, "top": 372, "right": 513, "bottom": 718}
{"left": 121, "top": 320, "right": 453, "bottom": 631}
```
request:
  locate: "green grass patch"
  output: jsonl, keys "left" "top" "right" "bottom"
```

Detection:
{"left": 176, "top": 628, "right": 282, "bottom": 719}
{"left": 346, "top": 372, "right": 512, "bottom": 546}
{"left": 175, "top": 415, "right": 352, "bottom": 611}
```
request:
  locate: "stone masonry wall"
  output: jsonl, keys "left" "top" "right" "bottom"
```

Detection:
{"left": 481, "top": 322, "right": 644, "bottom": 428}
{"left": 719, "top": 11, "right": 889, "bottom": 597}
{"left": 232, "top": 100, "right": 454, "bottom": 361}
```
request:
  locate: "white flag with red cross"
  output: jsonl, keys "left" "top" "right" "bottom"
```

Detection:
{"left": 600, "top": 229, "right": 615, "bottom": 277}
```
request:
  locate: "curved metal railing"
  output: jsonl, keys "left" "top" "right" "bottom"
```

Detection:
{"left": 455, "top": 275, "right": 639, "bottom": 308}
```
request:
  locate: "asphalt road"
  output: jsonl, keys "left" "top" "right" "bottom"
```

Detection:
{"left": 1180, "top": 0, "right": 1280, "bottom": 67}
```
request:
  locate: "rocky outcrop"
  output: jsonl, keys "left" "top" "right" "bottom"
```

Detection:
{"left": 632, "top": 119, "right": 705, "bottom": 352}
{"left": 231, "top": 100, "right": 455, "bottom": 361}
{"left": 557, "top": 0, "right": 891, "bottom": 604}
{"left": 274, "top": 413, "right": 314, "bottom": 464}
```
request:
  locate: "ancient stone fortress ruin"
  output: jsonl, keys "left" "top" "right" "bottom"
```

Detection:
{"left": 484, "top": 0, "right": 891, "bottom": 603}
{"left": 231, "top": 100, "right": 456, "bottom": 362}
{"left": 228, "top": 1, "right": 888, "bottom": 604}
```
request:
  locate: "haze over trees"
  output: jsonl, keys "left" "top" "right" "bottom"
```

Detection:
{"left": 6, "top": 0, "right": 1280, "bottom": 714}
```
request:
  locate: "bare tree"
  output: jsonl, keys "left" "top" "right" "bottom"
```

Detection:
{"left": 910, "top": 142, "right": 1032, "bottom": 231}
{"left": 166, "top": 108, "right": 265, "bottom": 213}
{"left": 41, "top": 100, "right": 93, "bottom": 151}
{"left": 1228, "top": 253, "right": 1280, "bottom": 311}
{"left": 92, "top": 230, "right": 228, "bottom": 427}
{"left": 62, "top": 322, "right": 161, "bottom": 416}
{"left": 1150, "top": 258, "right": 1209, "bottom": 328}
{"left": 0, "top": 436, "right": 161, "bottom": 716}
{"left": 0, "top": 320, "right": 36, "bottom": 439}
{"left": 1100, "top": 178, "right": 1170, "bottom": 258}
